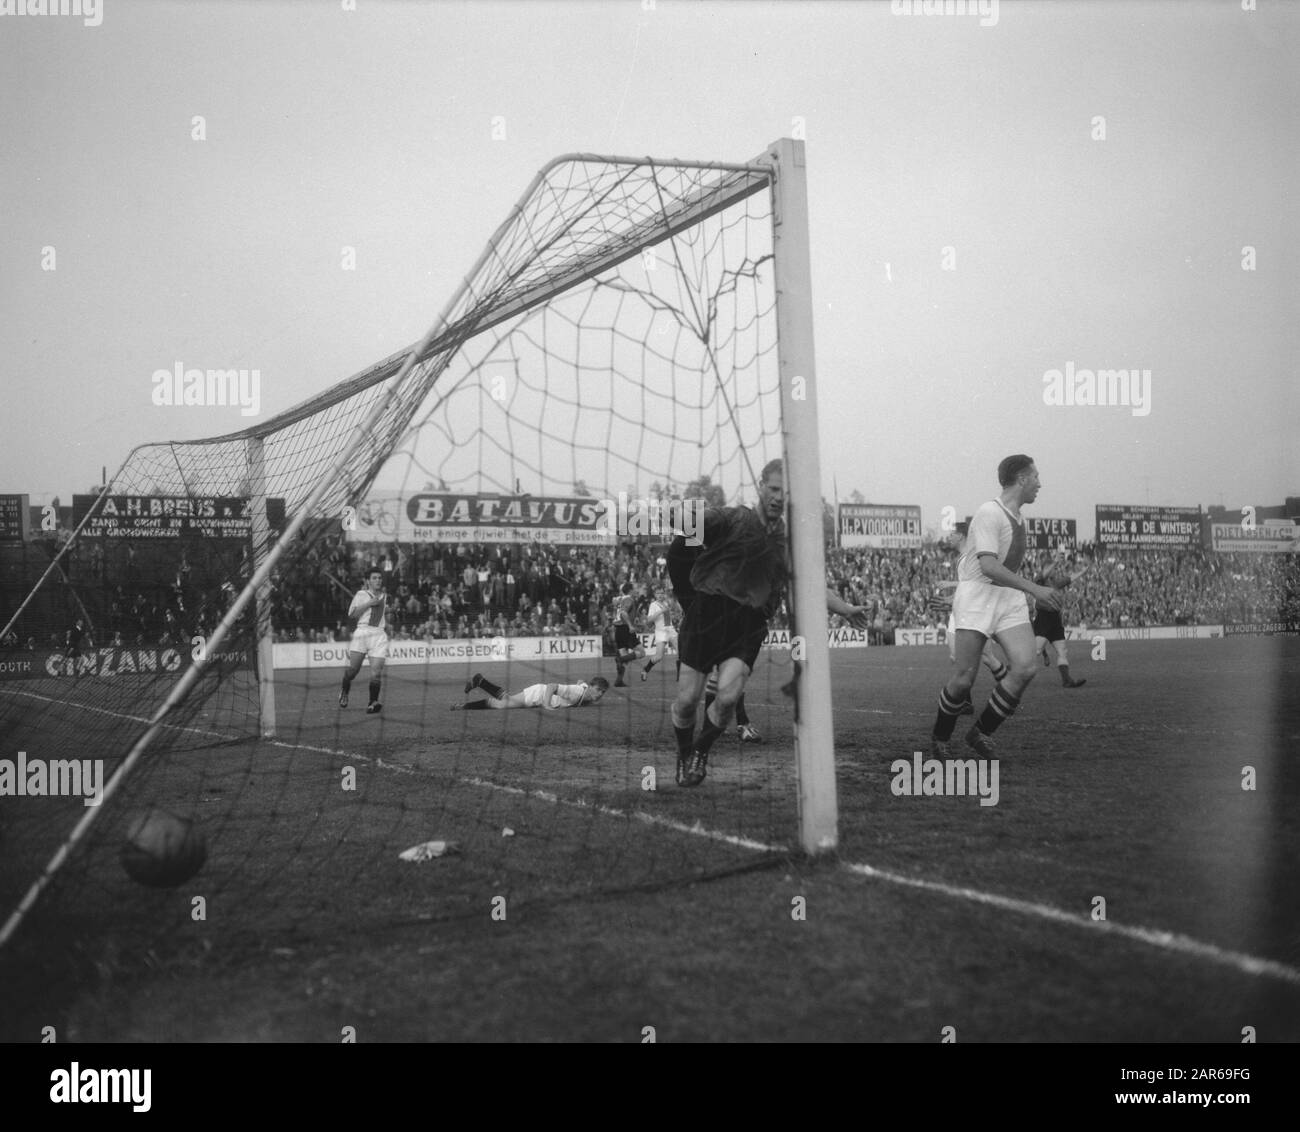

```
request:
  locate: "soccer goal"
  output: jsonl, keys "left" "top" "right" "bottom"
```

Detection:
{"left": 0, "top": 140, "right": 836, "bottom": 996}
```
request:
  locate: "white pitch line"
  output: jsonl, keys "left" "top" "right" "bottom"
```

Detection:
{"left": 458, "top": 775, "right": 784, "bottom": 853}
{"left": 10, "top": 685, "right": 1292, "bottom": 985}
{"left": 282, "top": 743, "right": 1300, "bottom": 989}
{"left": 0, "top": 685, "right": 235, "bottom": 741}
{"left": 842, "top": 859, "right": 1300, "bottom": 986}
{"left": 458, "top": 769, "right": 1300, "bottom": 986}
{"left": 0, "top": 688, "right": 424, "bottom": 766}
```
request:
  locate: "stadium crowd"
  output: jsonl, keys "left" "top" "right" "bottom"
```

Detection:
{"left": 265, "top": 534, "right": 673, "bottom": 646}
{"left": 5, "top": 530, "right": 1295, "bottom": 652}
{"left": 823, "top": 543, "right": 1300, "bottom": 641}
{"left": 261, "top": 536, "right": 1298, "bottom": 647}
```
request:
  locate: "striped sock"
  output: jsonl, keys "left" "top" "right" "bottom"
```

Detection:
{"left": 932, "top": 686, "right": 969, "bottom": 742}
{"left": 975, "top": 682, "right": 1021, "bottom": 735}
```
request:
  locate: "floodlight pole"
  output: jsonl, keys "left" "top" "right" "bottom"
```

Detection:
{"left": 766, "top": 137, "right": 838, "bottom": 855}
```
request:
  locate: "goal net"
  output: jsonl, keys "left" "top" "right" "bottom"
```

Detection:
{"left": 0, "top": 140, "right": 835, "bottom": 1027}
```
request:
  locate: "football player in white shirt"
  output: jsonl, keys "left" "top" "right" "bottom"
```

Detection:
{"left": 930, "top": 527, "right": 1013, "bottom": 708}
{"left": 640, "top": 586, "right": 679, "bottom": 680}
{"left": 451, "top": 672, "right": 610, "bottom": 710}
{"left": 929, "top": 456, "right": 1062, "bottom": 758}
{"left": 340, "top": 568, "right": 389, "bottom": 714}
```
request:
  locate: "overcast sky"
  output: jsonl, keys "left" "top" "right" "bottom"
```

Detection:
{"left": 2, "top": 0, "right": 1296, "bottom": 540}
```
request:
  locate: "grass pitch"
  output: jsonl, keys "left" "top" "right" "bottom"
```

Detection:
{"left": 1, "top": 636, "right": 1297, "bottom": 1042}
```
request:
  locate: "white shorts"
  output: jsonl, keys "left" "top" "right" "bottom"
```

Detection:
{"left": 521, "top": 683, "right": 548, "bottom": 708}
{"left": 348, "top": 626, "right": 389, "bottom": 659}
{"left": 654, "top": 627, "right": 678, "bottom": 647}
{"left": 952, "top": 581, "right": 1030, "bottom": 641}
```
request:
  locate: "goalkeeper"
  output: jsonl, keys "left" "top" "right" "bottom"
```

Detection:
{"left": 668, "top": 534, "right": 763, "bottom": 744}
{"left": 671, "top": 459, "right": 870, "bottom": 787}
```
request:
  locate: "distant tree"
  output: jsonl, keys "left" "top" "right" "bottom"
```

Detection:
{"left": 573, "top": 480, "right": 592, "bottom": 497}
{"left": 823, "top": 498, "right": 836, "bottom": 547}
{"left": 849, "top": 489, "right": 866, "bottom": 504}
{"left": 683, "top": 474, "right": 727, "bottom": 510}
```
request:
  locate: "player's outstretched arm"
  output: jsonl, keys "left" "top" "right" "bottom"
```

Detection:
{"left": 827, "top": 588, "right": 872, "bottom": 630}
{"left": 542, "top": 682, "right": 560, "bottom": 708}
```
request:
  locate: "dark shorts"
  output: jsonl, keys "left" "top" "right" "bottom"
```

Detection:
{"left": 667, "top": 536, "right": 698, "bottom": 607}
{"left": 1032, "top": 608, "right": 1065, "bottom": 642}
{"left": 678, "top": 591, "right": 768, "bottom": 674}
{"left": 614, "top": 624, "right": 636, "bottom": 650}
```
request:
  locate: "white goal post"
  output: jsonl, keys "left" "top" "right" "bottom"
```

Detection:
{"left": 767, "top": 138, "right": 839, "bottom": 854}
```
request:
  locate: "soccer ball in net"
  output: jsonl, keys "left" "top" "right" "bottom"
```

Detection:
{"left": 120, "top": 809, "right": 208, "bottom": 888}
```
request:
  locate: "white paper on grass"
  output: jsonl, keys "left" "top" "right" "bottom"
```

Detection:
{"left": 398, "top": 840, "right": 461, "bottom": 862}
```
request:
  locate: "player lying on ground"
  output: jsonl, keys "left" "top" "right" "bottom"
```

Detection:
{"left": 451, "top": 672, "right": 610, "bottom": 710}
{"left": 340, "top": 568, "right": 389, "bottom": 714}
{"left": 671, "top": 458, "right": 870, "bottom": 787}
{"left": 930, "top": 455, "right": 1063, "bottom": 758}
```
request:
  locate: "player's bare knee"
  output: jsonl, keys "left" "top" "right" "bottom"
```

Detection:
{"left": 713, "top": 682, "right": 741, "bottom": 708}
{"left": 709, "top": 698, "right": 737, "bottom": 729}
{"left": 1011, "top": 661, "right": 1038, "bottom": 685}
{"left": 948, "top": 671, "right": 976, "bottom": 698}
